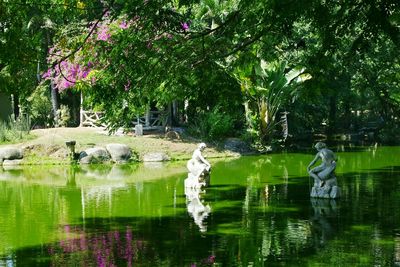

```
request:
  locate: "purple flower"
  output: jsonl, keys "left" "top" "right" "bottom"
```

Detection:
{"left": 42, "top": 68, "right": 52, "bottom": 79}
{"left": 70, "top": 64, "right": 79, "bottom": 77}
{"left": 61, "top": 79, "right": 75, "bottom": 90}
{"left": 82, "top": 70, "right": 90, "bottom": 78}
{"left": 124, "top": 80, "right": 131, "bottom": 91}
{"left": 206, "top": 255, "right": 216, "bottom": 264}
{"left": 97, "top": 25, "right": 111, "bottom": 41}
{"left": 181, "top": 22, "right": 189, "bottom": 31}
{"left": 60, "top": 60, "right": 68, "bottom": 68}
{"left": 119, "top": 20, "right": 128, "bottom": 29}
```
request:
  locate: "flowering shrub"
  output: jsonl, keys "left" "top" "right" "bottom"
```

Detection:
{"left": 40, "top": 5, "right": 200, "bottom": 130}
{"left": 42, "top": 13, "right": 133, "bottom": 92}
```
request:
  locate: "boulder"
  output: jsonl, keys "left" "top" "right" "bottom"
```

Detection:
{"left": 164, "top": 131, "right": 181, "bottom": 140}
{"left": 79, "top": 147, "right": 110, "bottom": 164}
{"left": 2, "top": 159, "right": 24, "bottom": 166}
{"left": 142, "top": 152, "right": 170, "bottom": 162}
{"left": 105, "top": 143, "right": 132, "bottom": 163}
{"left": 310, "top": 176, "right": 341, "bottom": 199}
{"left": 0, "top": 147, "right": 23, "bottom": 162}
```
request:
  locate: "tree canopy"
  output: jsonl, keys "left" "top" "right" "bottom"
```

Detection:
{"left": 1, "top": 0, "right": 400, "bottom": 144}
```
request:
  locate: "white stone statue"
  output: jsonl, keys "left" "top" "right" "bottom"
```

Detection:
{"left": 307, "top": 142, "right": 341, "bottom": 198}
{"left": 185, "top": 186, "right": 211, "bottom": 233}
{"left": 185, "top": 143, "right": 211, "bottom": 188}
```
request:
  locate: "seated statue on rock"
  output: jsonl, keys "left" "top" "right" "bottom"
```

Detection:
{"left": 307, "top": 142, "right": 340, "bottom": 198}
{"left": 185, "top": 143, "right": 211, "bottom": 188}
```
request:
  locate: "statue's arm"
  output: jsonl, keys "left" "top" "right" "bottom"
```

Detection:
{"left": 198, "top": 153, "right": 211, "bottom": 167}
{"left": 307, "top": 155, "right": 319, "bottom": 171}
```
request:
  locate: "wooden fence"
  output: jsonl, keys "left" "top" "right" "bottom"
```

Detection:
{"left": 80, "top": 109, "right": 166, "bottom": 130}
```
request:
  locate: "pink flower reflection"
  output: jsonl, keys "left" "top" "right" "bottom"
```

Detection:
{"left": 50, "top": 225, "right": 147, "bottom": 266}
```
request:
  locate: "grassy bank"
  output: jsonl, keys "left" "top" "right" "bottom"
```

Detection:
{"left": 0, "top": 127, "right": 239, "bottom": 165}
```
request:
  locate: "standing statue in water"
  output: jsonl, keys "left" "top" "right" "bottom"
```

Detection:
{"left": 185, "top": 143, "right": 211, "bottom": 188}
{"left": 307, "top": 142, "right": 341, "bottom": 198}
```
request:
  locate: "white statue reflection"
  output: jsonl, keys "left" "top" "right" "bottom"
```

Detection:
{"left": 185, "top": 187, "right": 211, "bottom": 233}
{"left": 185, "top": 143, "right": 211, "bottom": 188}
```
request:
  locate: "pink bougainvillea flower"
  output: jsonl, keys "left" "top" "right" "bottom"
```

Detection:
{"left": 124, "top": 80, "right": 131, "bottom": 91}
{"left": 181, "top": 22, "right": 189, "bottom": 31}
{"left": 82, "top": 70, "right": 90, "bottom": 78}
{"left": 42, "top": 68, "right": 52, "bottom": 79}
{"left": 62, "top": 79, "right": 75, "bottom": 89}
{"left": 119, "top": 20, "right": 128, "bottom": 29}
{"left": 97, "top": 25, "right": 111, "bottom": 41}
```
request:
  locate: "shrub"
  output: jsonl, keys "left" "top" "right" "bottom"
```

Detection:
{"left": 58, "top": 104, "right": 71, "bottom": 127}
{"left": 187, "top": 106, "right": 235, "bottom": 141}
{"left": 27, "top": 84, "right": 54, "bottom": 128}
{"left": 377, "top": 123, "right": 400, "bottom": 145}
{"left": 0, "top": 116, "right": 31, "bottom": 143}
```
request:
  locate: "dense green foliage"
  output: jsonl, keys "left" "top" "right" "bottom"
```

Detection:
{"left": 187, "top": 105, "right": 236, "bottom": 141}
{"left": 1, "top": 0, "right": 400, "bottom": 145}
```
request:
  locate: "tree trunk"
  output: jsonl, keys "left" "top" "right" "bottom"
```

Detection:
{"left": 50, "top": 81, "right": 60, "bottom": 126}
{"left": 12, "top": 93, "right": 20, "bottom": 119}
{"left": 67, "top": 90, "right": 80, "bottom": 126}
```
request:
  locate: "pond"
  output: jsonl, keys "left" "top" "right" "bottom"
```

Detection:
{"left": 0, "top": 146, "right": 400, "bottom": 266}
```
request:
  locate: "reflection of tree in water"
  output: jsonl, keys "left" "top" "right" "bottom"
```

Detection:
{"left": 185, "top": 187, "right": 211, "bottom": 233}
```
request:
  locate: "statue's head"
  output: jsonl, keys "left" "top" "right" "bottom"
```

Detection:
{"left": 314, "top": 142, "right": 326, "bottom": 150}
{"left": 198, "top": 142, "right": 207, "bottom": 150}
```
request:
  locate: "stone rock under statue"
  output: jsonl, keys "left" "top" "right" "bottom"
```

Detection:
{"left": 307, "top": 142, "right": 341, "bottom": 199}
{"left": 185, "top": 143, "right": 211, "bottom": 188}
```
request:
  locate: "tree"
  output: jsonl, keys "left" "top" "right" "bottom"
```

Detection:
{"left": 5, "top": 0, "right": 400, "bottom": 144}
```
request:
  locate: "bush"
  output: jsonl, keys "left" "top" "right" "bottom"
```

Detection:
{"left": 187, "top": 106, "right": 235, "bottom": 141}
{"left": 377, "top": 124, "right": 400, "bottom": 145}
{"left": 27, "top": 84, "right": 54, "bottom": 128}
{"left": 57, "top": 104, "right": 71, "bottom": 127}
{"left": 0, "top": 116, "right": 31, "bottom": 143}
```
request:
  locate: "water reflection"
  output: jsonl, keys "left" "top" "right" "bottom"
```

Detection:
{"left": 0, "top": 147, "right": 400, "bottom": 265}
{"left": 47, "top": 225, "right": 147, "bottom": 267}
{"left": 310, "top": 198, "right": 337, "bottom": 248}
{"left": 66, "top": 165, "right": 77, "bottom": 187}
{"left": 185, "top": 187, "right": 211, "bottom": 233}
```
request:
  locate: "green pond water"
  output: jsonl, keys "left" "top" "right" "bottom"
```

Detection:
{"left": 0, "top": 146, "right": 400, "bottom": 266}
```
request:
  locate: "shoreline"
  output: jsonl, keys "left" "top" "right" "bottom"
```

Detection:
{"left": 0, "top": 127, "right": 244, "bottom": 166}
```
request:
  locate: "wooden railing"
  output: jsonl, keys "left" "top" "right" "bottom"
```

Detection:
{"left": 80, "top": 110, "right": 107, "bottom": 127}
{"left": 133, "top": 110, "right": 166, "bottom": 129}
{"left": 80, "top": 109, "right": 166, "bottom": 130}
